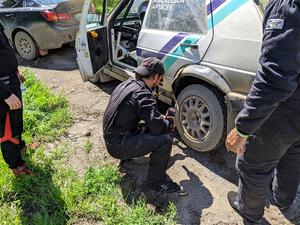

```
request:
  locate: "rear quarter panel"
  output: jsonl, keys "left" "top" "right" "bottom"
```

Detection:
{"left": 203, "top": 0, "right": 263, "bottom": 94}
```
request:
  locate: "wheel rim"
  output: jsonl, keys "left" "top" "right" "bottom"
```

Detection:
{"left": 15, "top": 35, "right": 34, "bottom": 59}
{"left": 180, "top": 96, "right": 212, "bottom": 141}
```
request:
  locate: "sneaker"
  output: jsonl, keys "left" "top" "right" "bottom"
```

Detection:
{"left": 147, "top": 180, "right": 187, "bottom": 195}
{"left": 227, "top": 191, "right": 258, "bottom": 224}
{"left": 12, "top": 163, "right": 31, "bottom": 176}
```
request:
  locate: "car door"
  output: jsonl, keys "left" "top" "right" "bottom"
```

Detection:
{"left": 76, "top": 0, "right": 109, "bottom": 82}
{"left": 136, "top": 0, "right": 213, "bottom": 90}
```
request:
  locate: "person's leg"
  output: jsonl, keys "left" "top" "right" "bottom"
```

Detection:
{"left": 119, "top": 133, "right": 173, "bottom": 184}
{"left": 235, "top": 110, "right": 299, "bottom": 222}
{"left": 0, "top": 107, "right": 24, "bottom": 169}
{"left": 273, "top": 139, "right": 300, "bottom": 208}
{"left": 0, "top": 82, "right": 26, "bottom": 174}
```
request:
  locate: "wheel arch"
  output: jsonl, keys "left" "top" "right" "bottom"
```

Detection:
{"left": 172, "top": 64, "right": 231, "bottom": 98}
{"left": 12, "top": 28, "right": 39, "bottom": 48}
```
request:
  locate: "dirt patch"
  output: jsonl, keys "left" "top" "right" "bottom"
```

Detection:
{"left": 20, "top": 47, "right": 300, "bottom": 225}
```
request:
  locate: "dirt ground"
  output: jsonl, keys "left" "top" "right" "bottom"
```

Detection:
{"left": 19, "top": 46, "right": 300, "bottom": 225}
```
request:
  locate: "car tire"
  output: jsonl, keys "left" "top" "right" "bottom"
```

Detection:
{"left": 175, "top": 84, "right": 225, "bottom": 152}
{"left": 14, "top": 31, "right": 38, "bottom": 60}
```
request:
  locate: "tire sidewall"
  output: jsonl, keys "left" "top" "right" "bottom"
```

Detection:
{"left": 175, "top": 84, "right": 224, "bottom": 152}
{"left": 14, "top": 31, "right": 37, "bottom": 60}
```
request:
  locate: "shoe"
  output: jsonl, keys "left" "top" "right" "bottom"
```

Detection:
{"left": 227, "top": 191, "right": 257, "bottom": 224}
{"left": 147, "top": 180, "right": 187, "bottom": 196}
{"left": 12, "top": 163, "right": 31, "bottom": 176}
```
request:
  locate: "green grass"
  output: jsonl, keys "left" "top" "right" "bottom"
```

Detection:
{"left": 22, "top": 69, "right": 72, "bottom": 143}
{"left": 83, "top": 139, "right": 93, "bottom": 154}
{"left": 0, "top": 70, "right": 176, "bottom": 225}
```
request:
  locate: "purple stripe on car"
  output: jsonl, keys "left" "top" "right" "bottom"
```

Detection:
{"left": 207, "top": 0, "right": 226, "bottom": 15}
{"left": 137, "top": 32, "right": 189, "bottom": 59}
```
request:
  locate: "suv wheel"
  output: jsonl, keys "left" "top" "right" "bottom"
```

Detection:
{"left": 14, "top": 31, "right": 38, "bottom": 60}
{"left": 175, "top": 84, "right": 225, "bottom": 152}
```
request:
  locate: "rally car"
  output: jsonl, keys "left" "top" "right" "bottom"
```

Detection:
{"left": 76, "top": 0, "right": 265, "bottom": 152}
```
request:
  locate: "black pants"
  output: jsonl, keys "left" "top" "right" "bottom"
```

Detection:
{"left": 0, "top": 81, "right": 24, "bottom": 169}
{"left": 236, "top": 108, "right": 300, "bottom": 222}
{"left": 106, "top": 132, "right": 173, "bottom": 184}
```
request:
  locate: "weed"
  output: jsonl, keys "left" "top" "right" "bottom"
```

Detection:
{"left": 83, "top": 139, "right": 93, "bottom": 154}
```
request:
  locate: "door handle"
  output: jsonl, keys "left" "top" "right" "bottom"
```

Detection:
{"left": 180, "top": 43, "right": 199, "bottom": 49}
{"left": 5, "top": 14, "right": 15, "bottom": 18}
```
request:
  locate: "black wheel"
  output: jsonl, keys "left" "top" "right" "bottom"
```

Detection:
{"left": 175, "top": 84, "right": 225, "bottom": 152}
{"left": 14, "top": 31, "right": 38, "bottom": 60}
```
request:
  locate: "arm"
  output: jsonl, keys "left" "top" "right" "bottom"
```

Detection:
{"left": 236, "top": 0, "right": 300, "bottom": 134}
{"left": 134, "top": 90, "right": 173, "bottom": 135}
{"left": 236, "top": 57, "right": 299, "bottom": 134}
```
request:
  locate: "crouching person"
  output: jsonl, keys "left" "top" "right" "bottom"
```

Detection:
{"left": 0, "top": 22, "right": 30, "bottom": 176}
{"left": 103, "top": 57, "right": 182, "bottom": 193}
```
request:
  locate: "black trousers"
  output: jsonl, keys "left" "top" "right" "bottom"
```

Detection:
{"left": 0, "top": 80, "right": 24, "bottom": 169}
{"left": 236, "top": 108, "right": 300, "bottom": 222}
{"left": 106, "top": 132, "right": 173, "bottom": 184}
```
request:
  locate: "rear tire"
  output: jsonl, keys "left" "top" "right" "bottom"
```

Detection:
{"left": 175, "top": 84, "right": 225, "bottom": 152}
{"left": 14, "top": 31, "right": 38, "bottom": 60}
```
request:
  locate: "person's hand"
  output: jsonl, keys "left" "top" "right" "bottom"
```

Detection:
{"left": 17, "top": 70, "right": 26, "bottom": 83}
{"left": 166, "top": 116, "right": 176, "bottom": 129}
{"left": 5, "top": 94, "right": 22, "bottom": 110}
{"left": 226, "top": 128, "right": 248, "bottom": 156}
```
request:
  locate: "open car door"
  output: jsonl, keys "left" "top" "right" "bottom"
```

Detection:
{"left": 76, "top": 0, "right": 109, "bottom": 82}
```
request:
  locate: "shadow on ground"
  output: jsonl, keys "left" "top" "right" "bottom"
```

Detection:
{"left": 7, "top": 156, "right": 68, "bottom": 224}
{"left": 119, "top": 155, "right": 214, "bottom": 225}
{"left": 18, "top": 45, "right": 78, "bottom": 71}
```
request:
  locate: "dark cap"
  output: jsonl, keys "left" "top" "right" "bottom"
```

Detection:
{"left": 134, "top": 57, "right": 165, "bottom": 77}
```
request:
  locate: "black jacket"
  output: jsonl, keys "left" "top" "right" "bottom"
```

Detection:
{"left": 0, "top": 22, "right": 18, "bottom": 101}
{"left": 236, "top": 0, "right": 300, "bottom": 134}
{"left": 103, "top": 78, "right": 173, "bottom": 140}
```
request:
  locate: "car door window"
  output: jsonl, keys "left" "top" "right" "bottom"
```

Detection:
{"left": 0, "top": 0, "right": 19, "bottom": 8}
{"left": 20, "top": 0, "right": 39, "bottom": 7}
{"left": 145, "top": 0, "right": 207, "bottom": 34}
{"left": 84, "top": 0, "right": 105, "bottom": 28}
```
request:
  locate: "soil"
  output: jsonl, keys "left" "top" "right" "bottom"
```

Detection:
{"left": 19, "top": 46, "right": 300, "bottom": 225}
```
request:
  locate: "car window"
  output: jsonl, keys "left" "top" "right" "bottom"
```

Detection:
{"left": 0, "top": 0, "right": 19, "bottom": 8}
{"left": 117, "top": 0, "right": 144, "bottom": 19}
{"left": 22, "top": 0, "right": 39, "bottom": 7}
{"left": 36, "top": 0, "right": 65, "bottom": 5}
{"left": 145, "top": 0, "right": 207, "bottom": 34}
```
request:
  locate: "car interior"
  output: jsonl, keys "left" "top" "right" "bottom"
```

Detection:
{"left": 110, "top": 0, "right": 148, "bottom": 69}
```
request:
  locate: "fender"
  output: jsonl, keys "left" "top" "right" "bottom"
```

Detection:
{"left": 172, "top": 64, "right": 231, "bottom": 95}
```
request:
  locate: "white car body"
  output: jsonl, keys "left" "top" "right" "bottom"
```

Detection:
{"left": 76, "top": 0, "right": 264, "bottom": 152}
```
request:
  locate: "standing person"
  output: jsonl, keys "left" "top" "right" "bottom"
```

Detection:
{"left": 0, "top": 22, "right": 30, "bottom": 176}
{"left": 103, "top": 57, "right": 184, "bottom": 193}
{"left": 226, "top": 0, "right": 300, "bottom": 223}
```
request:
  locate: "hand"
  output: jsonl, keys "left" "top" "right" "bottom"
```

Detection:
{"left": 5, "top": 94, "right": 22, "bottom": 110}
{"left": 165, "top": 116, "right": 176, "bottom": 129}
{"left": 17, "top": 70, "right": 26, "bottom": 83}
{"left": 226, "top": 128, "right": 248, "bottom": 156}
